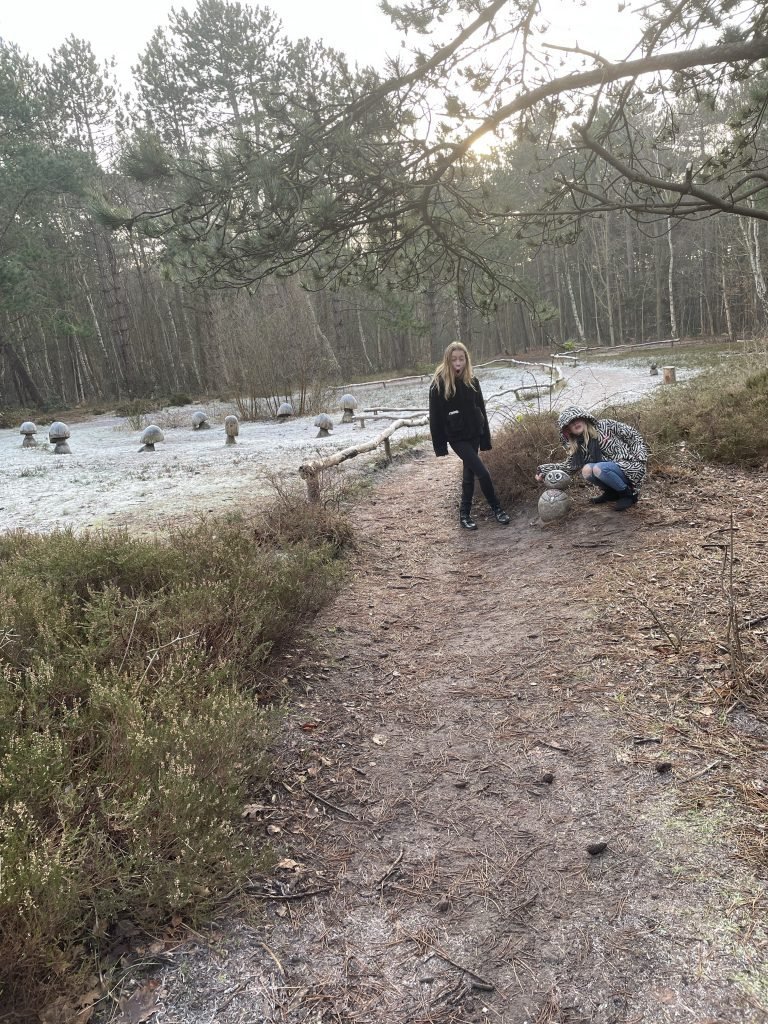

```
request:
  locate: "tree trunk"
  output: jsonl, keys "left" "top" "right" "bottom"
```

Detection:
{"left": 0, "top": 337, "right": 44, "bottom": 406}
{"left": 564, "top": 258, "right": 586, "bottom": 344}
{"left": 667, "top": 219, "right": 679, "bottom": 338}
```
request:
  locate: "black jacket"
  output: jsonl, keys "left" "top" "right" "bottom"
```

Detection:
{"left": 429, "top": 376, "right": 492, "bottom": 456}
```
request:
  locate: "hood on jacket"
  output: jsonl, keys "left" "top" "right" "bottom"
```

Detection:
{"left": 557, "top": 405, "right": 598, "bottom": 444}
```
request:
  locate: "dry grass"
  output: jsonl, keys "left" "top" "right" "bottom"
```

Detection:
{"left": 483, "top": 410, "right": 559, "bottom": 507}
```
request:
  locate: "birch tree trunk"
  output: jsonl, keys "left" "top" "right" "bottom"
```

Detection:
{"left": 667, "top": 219, "right": 679, "bottom": 338}
{"left": 739, "top": 214, "right": 768, "bottom": 327}
{"left": 564, "top": 258, "right": 586, "bottom": 343}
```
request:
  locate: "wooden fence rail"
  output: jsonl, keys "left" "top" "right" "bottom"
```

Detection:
{"left": 298, "top": 416, "right": 428, "bottom": 502}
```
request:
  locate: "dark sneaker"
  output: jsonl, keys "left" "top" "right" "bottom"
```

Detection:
{"left": 492, "top": 507, "right": 511, "bottom": 525}
{"left": 460, "top": 513, "right": 478, "bottom": 530}
{"left": 614, "top": 490, "right": 639, "bottom": 511}
{"left": 589, "top": 489, "right": 617, "bottom": 505}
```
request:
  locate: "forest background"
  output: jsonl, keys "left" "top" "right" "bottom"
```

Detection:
{"left": 3, "top": 0, "right": 768, "bottom": 415}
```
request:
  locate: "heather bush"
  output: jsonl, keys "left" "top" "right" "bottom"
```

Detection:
{"left": 0, "top": 502, "right": 349, "bottom": 1015}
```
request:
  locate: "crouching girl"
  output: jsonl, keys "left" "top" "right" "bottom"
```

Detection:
{"left": 536, "top": 405, "right": 649, "bottom": 511}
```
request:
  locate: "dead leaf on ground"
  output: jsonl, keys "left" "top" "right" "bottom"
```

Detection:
{"left": 275, "top": 857, "right": 303, "bottom": 871}
{"left": 371, "top": 733, "right": 388, "bottom": 746}
{"left": 117, "top": 980, "right": 161, "bottom": 1023}
{"left": 41, "top": 987, "right": 102, "bottom": 1024}
{"left": 241, "top": 802, "right": 269, "bottom": 818}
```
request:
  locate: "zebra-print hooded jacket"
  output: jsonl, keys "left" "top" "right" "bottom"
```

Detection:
{"left": 537, "top": 405, "right": 649, "bottom": 488}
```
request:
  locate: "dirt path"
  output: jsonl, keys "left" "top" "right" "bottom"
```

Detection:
{"left": 141, "top": 449, "right": 768, "bottom": 1024}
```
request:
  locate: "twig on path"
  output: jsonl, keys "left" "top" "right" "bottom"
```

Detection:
{"left": 259, "top": 940, "right": 286, "bottom": 977}
{"left": 508, "top": 893, "right": 539, "bottom": 916}
{"left": 533, "top": 739, "right": 571, "bottom": 753}
{"left": 679, "top": 760, "right": 721, "bottom": 785}
{"left": 215, "top": 982, "right": 248, "bottom": 1014}
{"left": 304, "top": 786, "right": 365, "bottom": 822}
{"left": 401, "top": 929, "right": 501, "bottom": 994}
{"left": 374, "top": 847, "right": 404, "bottom": 886}
{"left": 244, "top": 886, "right": 331, "bottom": 900}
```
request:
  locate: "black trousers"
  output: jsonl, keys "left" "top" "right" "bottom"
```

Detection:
{"left": 449, "top": 440, "right": 499, "bottom": 513}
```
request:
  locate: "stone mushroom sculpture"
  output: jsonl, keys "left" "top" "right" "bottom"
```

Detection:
{"left": 48, "top": 421, "right": 71, "bottom": 455}
{"left": 139, "top": 424, "right": 164, "bottom": 452}
{"left": 649, "top": 362, "right": 659, "bottom": 376}
{"left": 314, "top": 413, "right": 334, "bottom": 438}
{"left": 224, "top": 414, "right": 239, "bottom": 444}
{"left": 276, "top": 402, "right": 294, "bottom": 422}
{"left": 538, "top": 469, "right": 572, "bottom": 524}
{"left": 19, "top": 421, "right": 38, "bottom": 448}
{"left": 340, "top": 394, "right": 358, "bottom": 423}
{"left": 191, "top": 410, "right": 211, "bottom": 430}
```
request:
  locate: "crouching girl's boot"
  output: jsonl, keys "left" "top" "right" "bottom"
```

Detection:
{"left": 613, "top": 488, "right": 639, "bottom": 511}
{"left": 492, "top": 506, "right": 510, "bottom": 525}
{"left": 589, "top": 486, "right": 619, "bottom": 505}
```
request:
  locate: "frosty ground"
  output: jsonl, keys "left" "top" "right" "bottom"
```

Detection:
{"left": 2, "top": 360, "right": 680, "bottom": 536}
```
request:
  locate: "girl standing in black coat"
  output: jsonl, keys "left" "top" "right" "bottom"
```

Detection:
{"left": 429, "top": 342, "right": 510, "bottom": 530}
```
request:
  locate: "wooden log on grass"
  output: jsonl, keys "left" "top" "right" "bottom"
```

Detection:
{"left": 299, "top": 416, "right": 427, "bottom": 502}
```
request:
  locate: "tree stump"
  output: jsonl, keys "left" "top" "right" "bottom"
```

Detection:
{"left": 662, "top": 366, "right": 677, "bottom": 385}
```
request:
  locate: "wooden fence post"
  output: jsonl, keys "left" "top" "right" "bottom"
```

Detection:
{"left": 300, "top": 468, "right": 321, "bottom": 503}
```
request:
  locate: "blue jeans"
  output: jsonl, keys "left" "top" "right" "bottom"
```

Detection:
{"left": 583, "top": 461, "right": 633, "bottom": 493}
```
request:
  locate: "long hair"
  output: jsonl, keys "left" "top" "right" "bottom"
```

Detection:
{"left": 432, "top": 341, "right": 476, "bottom": 399}
{"left": 564, "top": 420, "right": 598, "bottom": 456}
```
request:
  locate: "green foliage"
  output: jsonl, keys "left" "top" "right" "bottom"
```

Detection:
{"left": 0, "top": 501, "right": 350, "bottom": 1015}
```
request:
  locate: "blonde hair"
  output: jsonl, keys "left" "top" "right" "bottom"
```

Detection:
{"left": 564, "top": 420, "right": 598, "bottom": 456}
{"left": 432, "top": 341, "right": 476, "bottom": 399}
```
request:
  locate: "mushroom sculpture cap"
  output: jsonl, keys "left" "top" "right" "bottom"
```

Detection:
{"left": 314, "top": 414, "right": 333, "bottom": 430}
{"left": 20, "top": 421, "right": 37, "bottom": 435}
{"left": 340, "top": 394, "right": 358, "bottom": 410}
{"left": 49, "top": 421, "right": 70, "bottom": 440}
{"left": 224, "top": 414, "right": 239, "bottom": 436}
{"left": 277, "top": 402, "right": 293, "bottom": 417}
{"left": 140, "top": 424, "right": 165, "bottom": 445}
{"left": 191, "top": 411, "right": 208, "bottom": 426}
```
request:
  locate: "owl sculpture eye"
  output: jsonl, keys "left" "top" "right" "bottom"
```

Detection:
{"left": 543, "top": 469, "right": 572, "bottom": 490}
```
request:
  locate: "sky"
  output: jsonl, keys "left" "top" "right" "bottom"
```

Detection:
{"left": 1, "top": 0, "right": 642, "bottom": 86}
{"left": 1, "top": 1, "right": 404, "bottom": 78}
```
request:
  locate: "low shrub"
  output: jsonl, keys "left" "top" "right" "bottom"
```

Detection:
{"left": 114, "top": 398, "right": 154, "bottom": 430}
{"left": 483, "top": 410, "right": 559, "bottom": 507}
{"left": 167, "top": 392, "right": 192, "bottom": 407}
{"left": 0, "top": 500, "right": 350, "bottom": 1016}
